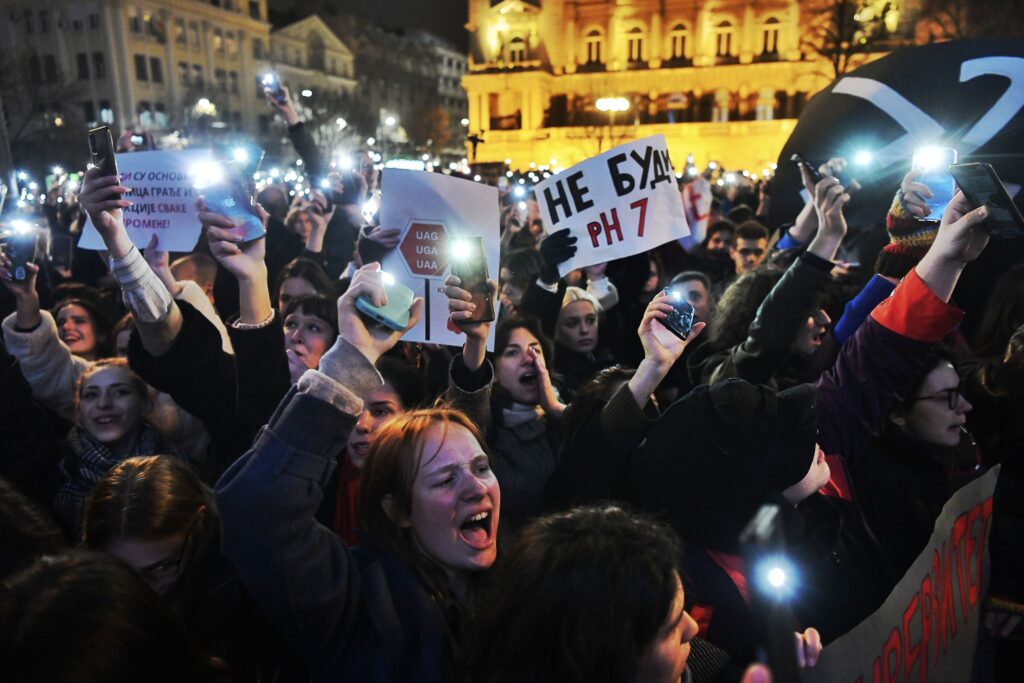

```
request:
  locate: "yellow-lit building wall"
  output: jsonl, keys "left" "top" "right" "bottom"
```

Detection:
{"left": 463, "top": 0, "right": 891, "bottom": 171}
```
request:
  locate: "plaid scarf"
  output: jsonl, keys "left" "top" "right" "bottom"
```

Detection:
{"left": 55, "top": 423, "right": 176, "bottom": 534}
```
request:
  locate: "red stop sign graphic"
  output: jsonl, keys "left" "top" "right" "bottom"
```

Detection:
{"left": 400, "top": 220, "right": 450, "bottom": 277}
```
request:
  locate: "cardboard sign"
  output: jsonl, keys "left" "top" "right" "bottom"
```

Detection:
{"left": 804, "top": 466, "right": 1000, "bottom": 683}
{"left": 80, "top": 150, "right": 208, "bottom": 252}
{"left": 378, "top": 169, "right": 499, "bottom": 350}
{"left": 533, "top": 135, "right": 689, "bottom": 276}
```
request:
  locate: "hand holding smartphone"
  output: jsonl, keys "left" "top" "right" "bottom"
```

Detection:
{"left": 912, "top": 147, "right": 958, "bottom": 220}
{"left": 261, "top": 73, "right": 287, "bottom": 105}
{"left": 355, "top": 273, "right": 415, "bottom": 330}
{"left": 450, "top": 237, "right": 495, "bottom": 325}
{"left": 1, "top": 219, "right": 42, "bottom": 282}
{"left": 949, "top": 163, "right": 1024, "bottom": 239}
{"left": 88, "top": 126, "right": 120, "bottom": 200}
{"left": 791, "top": 153, "right": 823, "bottom": 185}
{"left": 191, "top": 145, "right": 266, "bottom": 242}
{"left": 662, "top": 286, "right": 695, "bottom": 341}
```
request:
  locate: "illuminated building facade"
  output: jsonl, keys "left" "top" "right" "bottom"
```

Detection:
{"left": 463, "top": 0, "right": 913, "bottom": 172}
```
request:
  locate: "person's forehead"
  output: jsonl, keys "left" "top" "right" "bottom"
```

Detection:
{"left": 921, "top": 362, "right": 959, "bottom": 391}
{"left": 58, "top": 304, "right": 90, "bottom": 319}
{"left": 366, "top": 383, "right": 401, "bottom": 405}
{"left": 737, "top": 237, "right": 766, "bottom": 247}
{"left": 85, "top": 366, "right": 133, "bottom": 387}
{"left": 286, "top": 312, "right": 328, "bottom": 326}
{"left": 563, "top": 300, "right": 595, "bottom": 316}
{"left": 419, "top": 423, "right": 485, "bottom": 473}
{"left": 508, "top": 328, "right": 540, "bottom": 345}
{"left": 677, "top": 280, "right": 706, "bottom": 294}
{"left": 282, "top": 276, "right": 316, "bottom": 292}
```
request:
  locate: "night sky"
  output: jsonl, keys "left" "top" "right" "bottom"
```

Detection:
{"left": 267, "top": 0, "right": 469, "bottom": 50}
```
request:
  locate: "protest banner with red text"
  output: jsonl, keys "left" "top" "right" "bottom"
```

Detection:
{"left": 804, "top": 465, "right": 1000, "bottom": 683}
{"left": 533, "top": 135, "right": 690, "bottom": 276}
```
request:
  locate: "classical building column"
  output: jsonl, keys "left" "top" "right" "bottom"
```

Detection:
{"left": 740, "top": 6, "right": 755, "bottom": 64}
{"left": 650, "top": 11, "right": 663, "bottom": 68}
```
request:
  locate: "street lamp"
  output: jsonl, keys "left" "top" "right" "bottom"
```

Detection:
{"left": 595, "top": 97, "right": 630, "bottom": 152}
{"left": 384, "top": 115, "right": 396, "bottom": 127}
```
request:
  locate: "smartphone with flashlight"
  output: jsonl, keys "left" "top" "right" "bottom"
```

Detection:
{"left": 1, "top": 219, "right": 43, "bottom": 281}
{"left": 451, "top": 236, "right": 495, "bottom": 324}
{"left": 191, "top": 145, "right": 266, "bottom": 242}
{"left": 740, "top": 504, "right": 801, "bottom": 683}
{"left": 790, "top": 153, "right": 823, "bottom": 184}
{"left": 355, "top": 274, "right": 415, "bottom": 331}
{"left": 662, "top": 286, "right": 695, "bottom": 341}
{"left": 912, "top": 147, "right": 957, "bottom": 220}
{"left": 949, "top": 163, "right": 1024, "bottom": 239}
{"left": 261, "top": 72, "right": 287, "bottom": 104}
{"left": 88, "top": 126, "right": 120, "bottom": 199}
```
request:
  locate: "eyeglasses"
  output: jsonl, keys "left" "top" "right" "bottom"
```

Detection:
{"left": 909, "top": 387, "right": 962, "bottom": 410}
{"left": 137, "top": 514, "right": 201, "bottom": 586}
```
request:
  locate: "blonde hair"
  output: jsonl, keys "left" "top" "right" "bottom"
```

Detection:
{"left": 557, "top": 286, "right": 602, "bottom": 332}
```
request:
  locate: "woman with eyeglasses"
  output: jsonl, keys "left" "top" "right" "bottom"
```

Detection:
{"left": 83, "top": 455, "right": 286, "bottom": 680}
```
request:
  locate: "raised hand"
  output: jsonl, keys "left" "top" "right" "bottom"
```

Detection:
{"left": 337, "top": 263, "right": 423, "bottom": 366}
{"left": 538, "top": 228, "right": 577, "bottom": 285}
{"left": 794, "top": 627, "right": 823, "bottom": 668}
{"left": 934, "top": 191, "right": 990, "bottom": 265}
{"left": 525, "top": 344, "right": 565, "bottom": 417}
{"left": 899, "top": 168, "right": 934, "bottom": 219}
{"left": 806, "top": 174, "right": 849, "bottom": 262}
{"left": 638, "top": 290, "right": 706, "bottom": 370}
{"left": 264, "top": 84, "right": 301, "bottom": 126}
{"left": 444, "top": 275, "right": 496, "bottom": 342}
{"left": 78, "top": 166, "right": 134, "bottom": 256}
{"left": 363, "top": 226, "right": 402, "bottom": 249}
{"left": 0, "top": 252, "right": 42, "bottom": 331}
{"left": 199, "top": 198, "right": 268, "bottom": 284}
{"left": 143, "top": 234, "right": 181, "bottom": 296}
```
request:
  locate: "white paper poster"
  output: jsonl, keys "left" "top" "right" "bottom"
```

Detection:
{"left": 378, "top": 169, "right": 500, "bottom": 350}
{"left": 533, "top": 135, "right": 690, "bottom": 275}
{"left": 79, "top": 150, "right": 209, "bottom": 252}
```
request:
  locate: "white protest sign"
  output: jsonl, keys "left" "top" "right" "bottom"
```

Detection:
{"left": 378, "top": 169, "right": 499, "bottom": 350}
{"left": 80, "top": 150, "right": 208, "bottom": 252}
{"left": 803, "top": 466, "right": 999, "bottom": 683}
{"left": 534, "top": 135, "right": 689, "bottom": 276}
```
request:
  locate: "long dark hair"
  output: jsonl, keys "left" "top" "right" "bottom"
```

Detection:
{"left": 972, "top": 264, "right": 1024, "bottom": 358}
{"left": 357, "top": 409, "right": 492, "bottom": 659}
{"left": 0, "top": 552, "right": 220, "bottom": 682}
{"left": 708, "top": 267, "right": 784, "bottom": 350}
{"left": 465, "top": 504, "right": 682, "bottom": 682}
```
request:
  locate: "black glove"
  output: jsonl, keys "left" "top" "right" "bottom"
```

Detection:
{"left": 539, "top": 229, "right": 577, "bottom": 285}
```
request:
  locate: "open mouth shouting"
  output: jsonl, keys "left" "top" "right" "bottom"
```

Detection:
{"left": 459, "top": 509, "right": 495, "bottom": 550}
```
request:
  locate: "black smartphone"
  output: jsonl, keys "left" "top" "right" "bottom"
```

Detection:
{"left": 949, "top": 163, "right": 1024, "bottom": 239}
{"left": 451, "top": 236, "right": 495, "bottom": 324}
{"left": 261, "top": 72, "right": 287, "bottom": 104}
{"left": 790, "top": 153, "right": 823, "bottom": 185}
{"left": 88, "top": 126, "right": 120, "bottom": 199}
{"left": 662, "top": 286, "right": 695, "bottom": 340}
{"left": 1, "top": 220, "right": 42, "bottom": 282}
{"left": 740, "top": 504, "right": 802, "bottom": 683}
{"left": 50, "top": 234, "right": 74, "bottom": 272}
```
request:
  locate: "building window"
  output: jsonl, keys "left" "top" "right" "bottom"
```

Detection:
{"left": 83, "top": 101, "right": 96, "bottom": 123}
{"left": 249, "top": 1, "right": 261, "bottom": 20}
{"left": 215, "top": 68, "right": 226, "bottom": 92}
{"left": 715, "top": 21, "right": 734, "bottom": 57}
{"left": 89, "top": 13, "right": 99, "bottom": 30}
{"left": 24, "top": 9, "right": 34, "bottom": 34}
{"left": 192, "top": 64, "right": 204, "bottom": 88}
{"left": 189, "top": 22, "right": 200, "bottom": 49}
{"left": 225, "top": 31, "right": 238, "bottom": 55}
{"left": 762, "top": 17, "right": 780, "bottom": 55}
{"left": 252, "top": 38, "right": 264, "bottom": 59}
{"left": 39, "top": 10, "right": 49, "bottom": 34}
{"left": 229, "top": 71, "right": 238, "bottom": 94}
{"left": 154, "top": 102, "right": 168, "bottom": 128}
{"left": 507, "top": 35, "right": 526, "bottom": 63}
{"left": 134, "top": 54, "right": 149, "bottom": 81}
{"left": 92, "top": 52, "right": 106, "bottom": 79}
{"left": 43, "top": 55, "right": 57, "bottom": 82}
{"left": 149, "top": 57, "right": 163, "bottom": 83}
{"left": 669, "top": 24, "right": 688, "bottom": 59}
{"left": 179, "top": 61, "right": 189, "bottom": 86}
{"left": 213, "top": 28, "right": 223, "bottom": 52}
{"left": 76, "top": 53, "right": 89, "bottom": 80}
{"left": 128, "top": 8, "right": 141, "bottom": 33}
{"left": 585, "top": 29, "right": 603, "bottom": 63}
{"left": 72, "top": 19, "right": 83, "bottom": 31}
{"left": 100, "top": 101, "right": 114, "bottom": 124}
{"left": 174, "top": 18, "right": 186, "bottom": 43}
{"left": 626, "top": 26, "right": 644, "bottom": 62}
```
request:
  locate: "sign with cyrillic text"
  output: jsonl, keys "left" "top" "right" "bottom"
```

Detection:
{"left": 804, "top": 465, "right": 999, "bottom": 683}
{"left": 80, "top": 150, "right": 208, "bottom": 252}
{"left": 534, "top": 135, "right": 689, "bottom": 276}
{"left": 379, "top": 169, "right": 499, "bottom": 350}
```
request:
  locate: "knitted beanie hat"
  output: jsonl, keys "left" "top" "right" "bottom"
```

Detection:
{"left": 874, "top": 190, "right": 939, "bottom": 279}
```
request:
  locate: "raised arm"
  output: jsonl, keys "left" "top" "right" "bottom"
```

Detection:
{"left": 215, "top": 264, "right": 420, "bottom": 663}
{"left": 816, "top": 192, "right": 989, "bottom": 458}
{"left": 443, "top": 275, "right": 497, "bottom": 433}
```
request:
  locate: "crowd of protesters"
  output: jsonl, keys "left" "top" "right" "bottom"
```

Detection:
{"left": 0, "top": 78, "right": 1021, "bottom": 683}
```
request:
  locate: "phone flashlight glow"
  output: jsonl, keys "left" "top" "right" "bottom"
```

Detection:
{"left": 451, "top": 239, "right": 472, "bottom": 261}
{"left": 380, "top": 271, "right": 396, "bottom": 286}
{"left": 189, "top": 161, "right": 225, "bottom": 190}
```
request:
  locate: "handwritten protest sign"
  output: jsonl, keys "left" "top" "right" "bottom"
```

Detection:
{"left": 80, "top": 150, "right": 208, "bottom": 252}
{"left": 533, "top": 135, "right": 689, "bottom": 276}
{"left": 804, "top": 466, "right": 999, "bottom": 683}
{"left": 379, "top": 169, "right": 499, "bottom": 350}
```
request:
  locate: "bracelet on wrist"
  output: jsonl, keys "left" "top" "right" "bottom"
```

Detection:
{"left": 230, "top": 311, "right": 276, "bottom": 330}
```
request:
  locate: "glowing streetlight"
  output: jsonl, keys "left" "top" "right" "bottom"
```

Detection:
{"left": 336, "top": 117, "right": 348, "bottom": 130}
{"left": 460, "top": 118, "right": 470, "bottom": 126}
{"left": 595, "top": 97, "right": 630, "bottom": 113}
{"left": 300, "top": 89, "right": 313, "bottom": 97}
{"left": 384, "top": 115, "right": 396, "bottom": 127}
